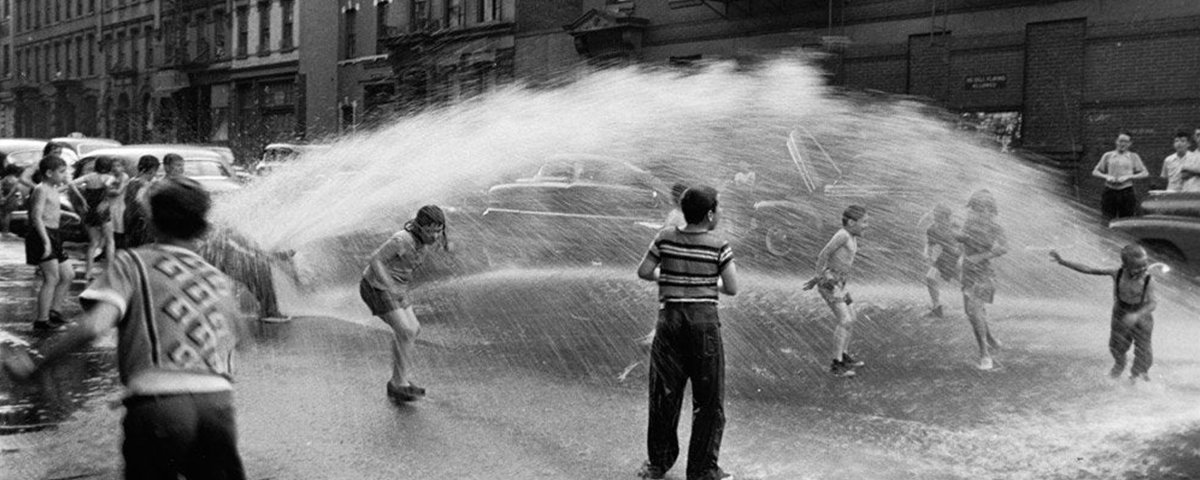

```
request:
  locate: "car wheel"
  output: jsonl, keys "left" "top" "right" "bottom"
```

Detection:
{"left": 764, "top": 227, "right": 793, "bottom": 257}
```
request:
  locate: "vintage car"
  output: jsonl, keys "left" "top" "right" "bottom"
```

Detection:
{"left": 79, "top": 145, "right": 243, "bottom": 195}
{"left": 50, "top": 135, "right": 122, "bottom": 156}
{"left": 1109, "top": 191, "right": 1200, "bottom": 267}
{"left": 253, "top": 143, "right": 332, "bottom": 176}
{"left": 480, "top": 153, "right": 672, "bottom": 264}
{"left": 4, "top": 138, "right": 85, "bottom": 242}
{"left": 746, "top": 128, "right": 927, "bottom": 262}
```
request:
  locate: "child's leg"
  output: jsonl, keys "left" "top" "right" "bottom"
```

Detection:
{"left": 84, "top": 225, "right": 100, "bottom": 280}
{"left": 0, "top": 209, "right": 10, "bottom": 234}
{"left": 102, "top": 223, "right": 115, "bottom": 268}
{"left": 830, "top": 300, "right": 854, "bottom": 361}
{"left": 925, "top": 267, "right": 941, "bottom": 308}
{"left": 963, "top": 294, "right": 992, "bottom": 361}
{"left": 36, "top": 259, "right": 60, "bottom": 322}
{"left": 1108, "top": 320, "right": 1133, "bottom": 374}
{"left": 379, "top": 306, "right": 421, "bottom": 387}
{"left": 52, "top": 261, "right": 73, "bottom": 314}
{"left": 1130, "top": 317, "right": 1154, "bottom": 377}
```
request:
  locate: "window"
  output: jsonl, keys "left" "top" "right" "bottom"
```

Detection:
{"left": 104, "top": 35, "right": 112, "bottom": 69}
{"left": 281, "top": 0, "right": 293, "bottom": 50}
{"left": 214, "top": 11, "right": 227, "bottom": 58}
{"left": 4, "top": 45, "right": 9, "bottom": 77}
{"left": 236, "top": 7, "right": 248, "bottom": 56}
{"left": 445, "top": 0, "right": 462, "bottom": 28}
{"left": 75, "top": 37, "right": 82, "bottom": 77}
{"left": 53, "top": 41, "right": 60, "bottom": 78}
{"left": 376, "top": 0, "right": 389, "bottom": 45}
{"left": 343, "top": 8, "right": 356, "bottom": 59}
{"left": 410, "top": 0, "right": 427, "bottom": 30}
{"left": 476, "top": 0, "right": 496, "bottom": 23}
{"left": 116, "top": 32, "right": 125, "bottom": 68}
{"left": 144, "top": 27, "right": 152, "bottom": 67}
{"left": 87, "top": 33, "right": 95, "bottom": 75}
{"left": 131, "top": 28, "right": 139, "bottom": 70}
{"left": 257, "top": 1, "right": 270, "bottom": 54}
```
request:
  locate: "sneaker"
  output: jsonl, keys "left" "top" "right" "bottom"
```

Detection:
{"left": 932, "top": 305, "right": 944, "bottom": 318}
{"left": 841, "top": 352, "right": 865, "bottom": 368}
{"left": 636, "top": 461, "right": 665, "bottom": 479}
{"left": 829, "top": 359, "right": 856, "bottom": 378}
{"left": 386, "top": 381, "right": 426, "bottom": 402}
{"left": 48, "top": 310, "right": 68, "bottom": 327}
{"left": 1109, "top": 364, "right": 1124, "bottom": 379}
{"left": 977, "top": 357, "right": 996, "bottom": 371}
{"left": 32, "top": 320, "right": 65, "bottom": 332}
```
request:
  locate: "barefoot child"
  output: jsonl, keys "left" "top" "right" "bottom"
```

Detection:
{"left": 803, "top": 205, "right": 869, "bottom": 378}
{"left": 360, "top": 205, "right": 447, "bottom": 403}
{"left": 1050, "top": 245, "right": 1157, "bottom": 381}
{"left": 24, "top": 155, "right": 79, "bottom": 331}
{"left": 922, "top": 204, "right": 961, "bottom": 317}
{"left": 958, "top": 190, "right": 1007, "bottom": 371}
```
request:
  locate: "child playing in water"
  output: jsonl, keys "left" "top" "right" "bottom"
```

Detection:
{"left": 25, "top": 155, "right": 79, "bottom": 331}
{"left": 360, "top": 205, "right": 448, "bottom": 403}
{"left": 804, "top": 205, "right": 869, "bottom": 378}
{"left": 1050, "top": 245, "right": 1157, "bottom": 381}
{"left": 922, "top": 204, "right": 961, "bottom": 317}
{"left": 958, "top": 190, "right": 1007, "bottom": 371}
{"left": 73, "top": 156, "right": 120, "bottom": 281}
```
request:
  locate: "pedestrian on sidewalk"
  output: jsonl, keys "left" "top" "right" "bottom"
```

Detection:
{"left": 1092, "top": 132, "right": 1148, "bottom": 221}
{"left": 1050, "top": 245, "right": 1158, "bottom": 381}
{"left": 636, "top": 185, "right": 737, "bottom": 480}
{"left": 3, "top": 176, "right": 250, "bottom": 479}
{"left": 957, "top": 189, "right": 1007, "bottom": 371}
{"left": 803, "top": 205, "right": 869, "bottom": 378}
{"left": 359, "top": 205, "right": 448, "bottom": 403}
{"left": 24, "top": 155, "right": 79, "bottom": 331}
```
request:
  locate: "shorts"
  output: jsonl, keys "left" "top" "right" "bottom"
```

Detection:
{"left": 359, "top": 278, "right": 409, "bottom": 316}
{"left": 818, "top": 279, "right": 853, "bottom": 306}
{"left": 931, "top": 254, "right": 960, "bottom": 282}
{"left": 25, "top": 228, "right": 68, "bottom": 266}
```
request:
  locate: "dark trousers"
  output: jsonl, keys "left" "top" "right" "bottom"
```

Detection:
{"left": 122, "top": 391, "right": 246, "bottom": 480}
{"left": 1110, "top": 314, "right": 1154, "bottom": 376}
{"left": 647, "top": 302, "right": 725, "bottom": 480}
{"left": 1101, "top": 187, "right": 1139, "bottom": 221}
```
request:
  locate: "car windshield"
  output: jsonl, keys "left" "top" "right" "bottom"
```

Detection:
{"left": 7, "top": 150, "right": 42, "bottom": 168}
{"left": 185, "top": 160, "right": 230, "bottom": 177}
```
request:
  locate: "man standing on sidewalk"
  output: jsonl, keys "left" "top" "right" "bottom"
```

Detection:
{"left": 1092, "top": 132, "right": 1148, "bottom": 221}
{"left": 3, "top": 177, "right": 250, "bottom": 479}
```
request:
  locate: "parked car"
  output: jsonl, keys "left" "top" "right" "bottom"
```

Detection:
{"left": 746, "top": 128, "right": 928, "bottom": 261}
{"left": 79, "top": 145, "right": 243, "bottom": 195}
{"left": 0, "top": 138, "right": 78, "bottom": 169}
{"left": 253, "top": 143, "right": 332, "bottom": 176}
{"left": 1109, "top": 191, "right": 1200, "bottom": 267}
{"left": 481, "top": 153, "right": 672, "bottom": 264}
{"left": 51, "top": 135, "right": 122, "bottom": 156}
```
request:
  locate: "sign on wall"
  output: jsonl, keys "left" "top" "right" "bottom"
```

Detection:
{"left": 964, "top": 74, "right": 1007, "bottom": 90}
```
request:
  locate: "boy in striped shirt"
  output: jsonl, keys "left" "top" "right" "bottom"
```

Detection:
{"left": 636, "top": 185, "right": 738, "bottom": 480}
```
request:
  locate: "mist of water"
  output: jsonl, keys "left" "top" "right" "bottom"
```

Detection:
{"left": 207, "top": 53, "right": 1200, "bottom": 479}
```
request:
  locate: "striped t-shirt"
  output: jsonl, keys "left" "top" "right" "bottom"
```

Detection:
{"left": 647, "top": 227, "right": 733, "bottom": 303}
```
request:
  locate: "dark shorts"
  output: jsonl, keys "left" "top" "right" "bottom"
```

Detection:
{"left": 818, "top": 279, "right": 853, "bottom": 306}
{"left": 359, "top": 278, "right": 409, "bottom": 316}
{"left": 122, "top": 391, "right": 245, "bottom": 480}
{"left": 932, "top": 253, "right": 960, "bottom": 281}
{"left": 24, "top": 228, "right": 68, "bottom": 266}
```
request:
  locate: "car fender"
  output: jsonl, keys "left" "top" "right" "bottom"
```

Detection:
{"left": 1109, "top": 215, "right": 1199, "bottom": 263}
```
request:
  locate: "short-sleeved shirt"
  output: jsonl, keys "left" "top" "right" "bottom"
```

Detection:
{"left": 1181, "top": 153, "right": 1200, "bottom": 192}
{"left": 647, "top": 227, "right": 733, "bottom": 303}
{"left": 1162, "top": 153, "right": 1187, "bottom": 192}
{"left": 1095, "top": 150, "right": 1146, "bottom": 190}
{"left": 80, "top": 244, "right": 241, "bottom": 388}
{"left": 362, "top": 229, "right": 428, "bottom": 293}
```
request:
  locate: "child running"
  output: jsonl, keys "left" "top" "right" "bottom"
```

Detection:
{"left": 922, "top": 204, "right": 961, "bottom": 317}
{"left": 804, "top": 205, "right": 869, "bottom": 378}
{"left": 3, "top": 177, "right": 250, "bottom": 478}
{"left": 24, "top": 155, "right": 79, "bottom": 331}
{"left": 73, "top": 156, "right": 120, "bottom": 281}
{"left": 636, "top": 185, "right": 737, "bottom": 480}
{"left": 958, "top": 189, "right": 1007, "bottom": 371}
{"left": 1050, "top": 245, "right": 1158, "bottom": 381}
{"left": 360, "top": 205, "right": 447, "bottom": 403}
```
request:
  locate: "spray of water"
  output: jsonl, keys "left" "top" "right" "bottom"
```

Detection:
{"left": 209, "top": 54, "right": 1200, "bottom": 479}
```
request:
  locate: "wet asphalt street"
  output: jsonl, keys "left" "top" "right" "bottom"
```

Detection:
{"left": 4, "top": 234, "right": 1200, "bottom": 479}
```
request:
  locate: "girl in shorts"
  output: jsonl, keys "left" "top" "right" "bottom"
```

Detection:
{"left": 957, "top": 190, "right": 1008, "bottom": 370}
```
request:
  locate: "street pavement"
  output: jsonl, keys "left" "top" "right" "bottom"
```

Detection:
{"left": 4, "top": 235, "right": 1200, "bottom": 479}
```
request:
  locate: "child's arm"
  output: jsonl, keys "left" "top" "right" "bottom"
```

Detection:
{"left": 1092, "top": 154, "right": 1114, "bottom": 182}
{"left": 2, "top": 303, "right": 121, "bottom": 381}
{"left": 636, "top": 251, "right": 659, "bottom": 282}
{"left": 964, "top": 227, "right": 1008, "bottom": 263}
{"left": 814, "top": 230, "right": 847, "bottom": 274}
{"left": 719, "top": 261, "right": 738, "bottom": 296}
{"left": 1049, "top": 250, "right": 1114, "bottom": 276}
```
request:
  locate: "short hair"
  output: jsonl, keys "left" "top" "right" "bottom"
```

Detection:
{"left": 137, "top": 154, "right": 161, "bottom": 174}
{"left": 42, "top": 141, "right": 68, "bottom": 156}
{"left": 1121, "top": 244, "right": 1148, "bottom": 264}
{"left": 967, "top": 189, "right": 998, "bottom": 216}
{"left": 415, "top": 204, "right": 445, "bottom": 227}
{"left": 163, "top": 153, "right": 185, "bottom": 168}
{"left": 1176, "top": 131, "right": 1192, "bottom": 140}
{"left": 680, "top": 185, "right": 718, "bottom": 224}
{"left": 841, "top": 205, "right": 867, "bottom": 226}
{"left": 93, "top": 156, "right": 114, "bottom": 174}
{"left": 3, "top": 164, "right": 23, "bottom": 177}
{"left": 670, "top": 183, "right": 688, "bottom": 203}
{"left": 32, "top": 155, "right": 66, "bottom": 184}
{"left": 148, "top": 176, "right": 211, "bottom": 241}
{"left": 1117, "top": 131, "right": 1132, "bottom": 139}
